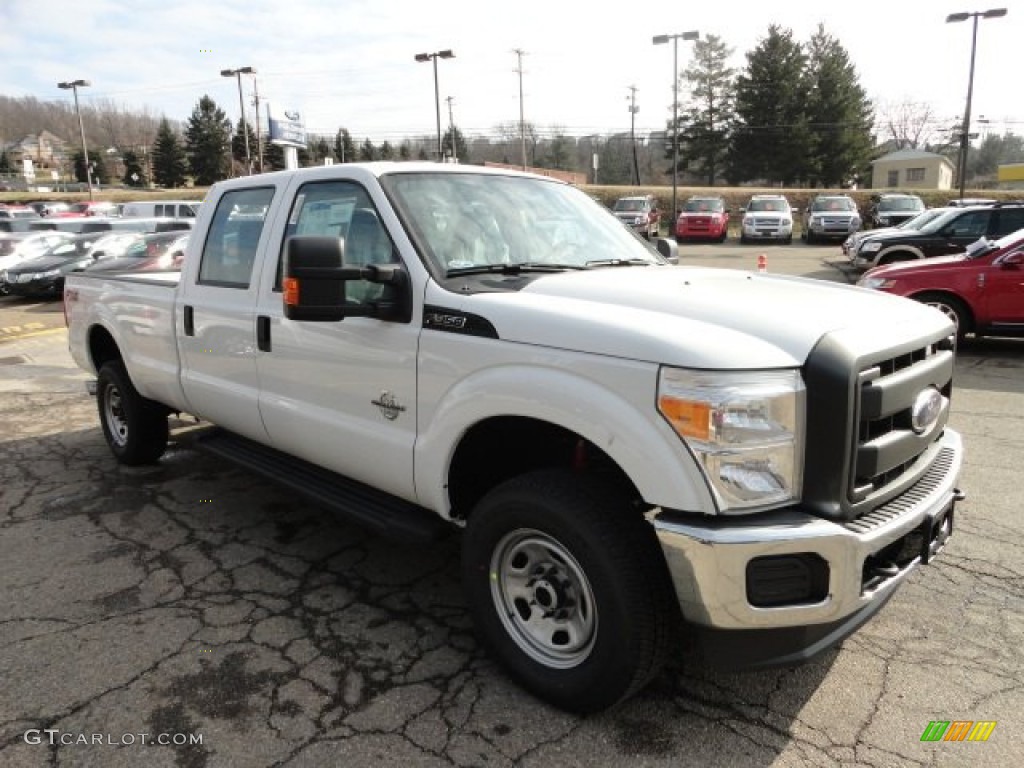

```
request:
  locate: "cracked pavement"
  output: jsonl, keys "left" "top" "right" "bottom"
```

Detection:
{"left": 1, "top": 308, "right": 1022, "bottom": 766}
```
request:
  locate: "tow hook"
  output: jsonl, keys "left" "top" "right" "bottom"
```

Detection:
{"left": 953, "top": 488, "right": 966, "bottom": 502}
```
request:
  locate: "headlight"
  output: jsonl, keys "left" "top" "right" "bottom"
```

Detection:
{"left": 858, "top": 276, "right": 895, "bottom": 290}
{"left": 657, "top": 368, "right": 805, "bottom": 513}
{"left": 877, "top": 217, "right": 890, "bottom": 225}
{"left": 781, "top": 218, "right": 792, "bottom": 226}
{"left": 860, "top": 241, "right": 882, "bottom": 253}
{"left": 851, "top": 217, "right": 861, "bottom": 228}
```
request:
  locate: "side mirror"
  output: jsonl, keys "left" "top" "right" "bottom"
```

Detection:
{"left": 655, "top": 237, "right": 679, "bottom": 265}
{"left": 283, "top": 235, "right": 410, "bottom": 322}
{"left": 999, "top": 251, "right": 1024, "bottom": 268}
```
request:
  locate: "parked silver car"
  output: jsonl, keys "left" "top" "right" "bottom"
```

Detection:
{"left": 739, "top": 195, "right": 793, "bottom": 244}
{"left": 802, "top": 195, "right": 861, "bottom": 243}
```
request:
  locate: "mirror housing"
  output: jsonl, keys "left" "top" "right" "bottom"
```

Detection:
{"left": 283, "top": 235, "right": 410, "bottom": 322}
{"left": 655, "top": 237, "right": 679, "bottom": 265}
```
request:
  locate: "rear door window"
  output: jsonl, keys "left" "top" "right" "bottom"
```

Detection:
{"left": 198, "top": 187, "right": 275, "bottom": 288}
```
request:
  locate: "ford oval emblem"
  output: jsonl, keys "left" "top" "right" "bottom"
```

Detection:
{"left": 911, "top": 388, "right": 943, "bottom": 435}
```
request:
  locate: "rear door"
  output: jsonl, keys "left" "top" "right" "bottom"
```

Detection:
{"left": 176, "top": 184, "right": 280, "bottom": 443}
{"left": 253, "top": 176, "right": 420, "bottom": 502}
{"left": 984, "top": 245, "right": 1024, "bottom": 327}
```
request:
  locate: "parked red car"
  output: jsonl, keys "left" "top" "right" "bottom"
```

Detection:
{"left": 675, "top": 196, "right": 729, "bottom": 242}
{"left": 51, "top": 201, "right": 119, "bottom": 218}
{"left": 857, "top": 228, "right": 1024, "bottom": 339}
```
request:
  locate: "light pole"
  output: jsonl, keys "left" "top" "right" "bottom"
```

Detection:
{"left": 414, "top": 50, "right": 454, "bottom": 162}
{"left": 221, "top": 66, "right": 256, "bottom": 175}
{"left": 513, "top": 48, "right": 527, "bottom": 170}
{"left": 57, "top": 79, "right": 93, "bottom": 200}
{"left": 946, "top": 8, "right": 1006, "bottom": 201}
{"left": 653, "top": 31, "right": 699, "bottom": 223}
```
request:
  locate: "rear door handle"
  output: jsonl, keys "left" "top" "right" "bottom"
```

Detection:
{"left": 257, "top": 315, "right": 271, "bottom": 352}
{"left": 183, "top": 305, "right": 194, "bottom": 336}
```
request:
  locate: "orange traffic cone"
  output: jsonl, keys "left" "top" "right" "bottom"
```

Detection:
{"left": 757, "top": 253, "right": 767, "bottom": 272}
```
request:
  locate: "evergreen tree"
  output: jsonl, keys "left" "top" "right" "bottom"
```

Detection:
{"left": 307, "top": 136, "right": 331, "bottom": 165}
{"left": 231, "top": 118, "right": 257, "bottom": 171}
{"left": 442, "top": 127, "right": 469, "bottom": 163}
{"left": 399, "top": 141, "right": 412, "bottom": 161}
{"left": 185, "top": 94, "right": 231, "bottom": 186}
{"left": 379, "top": 141, "right": 395, "bottom": 160}
{"left": 677, "top": 34, "right": 735, "bottom": 186}
{"left": 359, "top": 138, "right": 377, "bottom": 161}
{"left": 804, "top": 25, "right": 874, "bottom": 187}
{"left": 265, "top": 142, "right": 286, "bottom": 171}
{"left": 334, "top": 128, "right": 356, "bottom": 163}
{"left": 0, "top": 151, "right": 11, "bottom": 173}
{"left": 72, "top": 150, "right": 109, "bottom": 184}
{"left": 152, "top": 118, "right": 188, "bottom": 188}
{"left": 122, "top": 149, "right": 146, "bottom": 186}
{"left": 729, "top": 26, "right": 811, "bottom": 185}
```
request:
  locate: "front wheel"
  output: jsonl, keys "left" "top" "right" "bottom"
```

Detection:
{"left": 915, "top": 292, "right": 972, "bottom": 339}
{"left": 462, "top": 470, "right": 678, "bottom": 713}
{"left": 96, "top": 361, "right": 168, "bottom": 465}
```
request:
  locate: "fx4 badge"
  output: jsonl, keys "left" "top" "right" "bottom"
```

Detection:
{"left": 371, "top": 391, "right": 406, "bottom": 421}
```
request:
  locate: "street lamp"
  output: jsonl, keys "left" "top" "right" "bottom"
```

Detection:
{"left": 414, "top": 50, "right": 455, "bottom": 162}
{"left": 653, "top": 31, "right": 699, "bottom": 224}
{"left": 57, "top": 79, "right": 93, "bottom": 200}
{"left": 946, "top": 8, "right": 1006, "bottom": 201}
{"left": 221, "top": 66, "right": 257, "bottom": 175}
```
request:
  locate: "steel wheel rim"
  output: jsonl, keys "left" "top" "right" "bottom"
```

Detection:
{"left": 927, "top": 300, "right": 960, "bottom": 331}
{"left": 103, "top": 382, "right": 129, "bottom": 447}
{"left": 489, "top": 528, "right": 597, "bottom": 669}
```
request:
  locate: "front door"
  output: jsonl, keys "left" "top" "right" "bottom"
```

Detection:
{"left": 254, "top": 178, "right": 420, "bottom": 503}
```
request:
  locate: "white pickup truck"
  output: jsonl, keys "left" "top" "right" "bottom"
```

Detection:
{"left": 65, "top": 163, "right": 963, "bottom": 713}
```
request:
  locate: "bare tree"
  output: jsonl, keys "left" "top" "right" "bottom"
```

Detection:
{"left": 878, "top": 99, "right": 939, "bottom": 149}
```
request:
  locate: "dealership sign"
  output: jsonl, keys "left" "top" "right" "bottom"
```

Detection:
{"left": 269, "top": 108, "right": 307, "bottom": 148}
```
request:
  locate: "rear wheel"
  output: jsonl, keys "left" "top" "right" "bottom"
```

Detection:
{"left": 96, "top": 361, "right": 168, "bottom": 465}
{"left": 914, "top": 292, "right": 972, "bottom": 339}
{"left": 462, "top": 469, "right": 678, "bottom": 713}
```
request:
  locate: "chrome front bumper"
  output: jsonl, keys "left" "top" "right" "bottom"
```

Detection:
{"left": 653, "top": 429, "right": 963, "bottom": 634}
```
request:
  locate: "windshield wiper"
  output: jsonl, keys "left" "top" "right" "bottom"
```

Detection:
{"left": 584, "top": 258, "right": 654, "bottom": 267}
{"left": 445, "top": 261, "right": 586, "bottom": 277}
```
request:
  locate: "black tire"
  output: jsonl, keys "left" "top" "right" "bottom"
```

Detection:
{"left": 805, "top": 231, "right": 815, "bottom": 244}
{"left": 877, "top": 252, "right": 916, "bottom": 266}
{"left": 740, "top": 234, "right": 749, "bottom": 245}
{"left": 96, "top": 360, "right": 168, "bottom": 465}
{"left": 462, "top": 469, "right": 678, "bottom": 713}
{"left": 718, "top": 230, "right": 728, "bottom": 243}
{"left": 783, "top": 235, "right": 793, "bottom": 245}
{"left": 914, "top": 292, "right": 973, "bottom": 339}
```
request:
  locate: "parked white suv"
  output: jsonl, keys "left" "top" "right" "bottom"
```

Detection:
{"left": 740, "top": 195, "right": 793, "bottom": 244}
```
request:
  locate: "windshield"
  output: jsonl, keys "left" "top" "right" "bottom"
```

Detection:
{"left": 917, "top": 210, "right": 963, "bottom": 235}
{"left": 684, "top": 198, "right": 724, "bottom": 213}
{"left": 384, "top": 172, "right": 664, "bottom": 274}
{"left": 747, "top": 199, "right": 788, "bottom": 212}
{"left": 898, "top": 209, "right": 944, "bottom": 229}
{"left": 811, "top": 197, "right": 856, "bottom": 212}
{"left": 878, "top": 197, "right": 924, "bottom": 212}
{"left": 612, "top": 198, "right": 649, "bottom": 212}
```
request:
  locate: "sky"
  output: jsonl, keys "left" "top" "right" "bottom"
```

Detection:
{"left": 1, "top": 0, "right": 1021, "bottom": 145}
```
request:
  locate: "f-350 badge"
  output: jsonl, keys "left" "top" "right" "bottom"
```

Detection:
{"left": 371, "top": 391, "right": 406, "bottom": 421}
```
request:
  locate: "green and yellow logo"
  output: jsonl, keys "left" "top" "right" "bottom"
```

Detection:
{"left": 921, "top": 720, "right": 997, "bottom": 742}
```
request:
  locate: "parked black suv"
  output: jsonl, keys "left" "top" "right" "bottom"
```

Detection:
{"left": 867, "top": 193, "right": 925, "bottom": 229}
{"left": 850, "top": 201, "right": 1024, "bottom": 269}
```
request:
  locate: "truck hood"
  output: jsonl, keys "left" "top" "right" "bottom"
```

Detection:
{"left": 451, "top": 266, "right": 947, "bottom": 369}
{"left": 865, "top": 253, "right": 968, "bottom": 279}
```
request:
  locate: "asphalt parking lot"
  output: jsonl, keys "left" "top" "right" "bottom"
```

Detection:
{"left": 1, "top": 243, "right": 1021, "bottom": 767}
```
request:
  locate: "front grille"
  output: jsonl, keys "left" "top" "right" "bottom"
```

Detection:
{"left": 802, "top": 330, "right": 956, "bottom": 521}
{"left": 850, "top": 343, "right": 954, "bottom": 501}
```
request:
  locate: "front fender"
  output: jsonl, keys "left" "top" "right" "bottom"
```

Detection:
{"left": 414, "top": 363, "right": 715, "bottom": 519}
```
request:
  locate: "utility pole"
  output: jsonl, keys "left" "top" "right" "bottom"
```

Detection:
{"left": 445, "top": 96, "right": 457, "bottom": 162}
{"left": 513, "top": 48, "right": 527, "bottom": 170}
{"left": 251, "top": 77, "right": 263, "bottom": 173}
{"left": 627, "top": 85, "right": 640, "bottom": 186}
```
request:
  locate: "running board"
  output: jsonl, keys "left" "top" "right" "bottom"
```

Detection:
{"left": 194, "top": 428, "right": 451, "bottom": 544}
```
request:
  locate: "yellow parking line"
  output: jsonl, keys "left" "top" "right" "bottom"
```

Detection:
{"left": 0, "top": 327, "right": 66, "bottom": 342}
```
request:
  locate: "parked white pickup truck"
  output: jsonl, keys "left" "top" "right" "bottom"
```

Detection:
{"left": 65, "top": 163, "right": 963, "bottom": 712}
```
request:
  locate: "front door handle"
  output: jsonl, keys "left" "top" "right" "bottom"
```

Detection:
{"left": 257, "top": 315, "right": 271, "bottom": 352}
{"left": 183, "top": 305, "right": 194, "bottom": 336}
